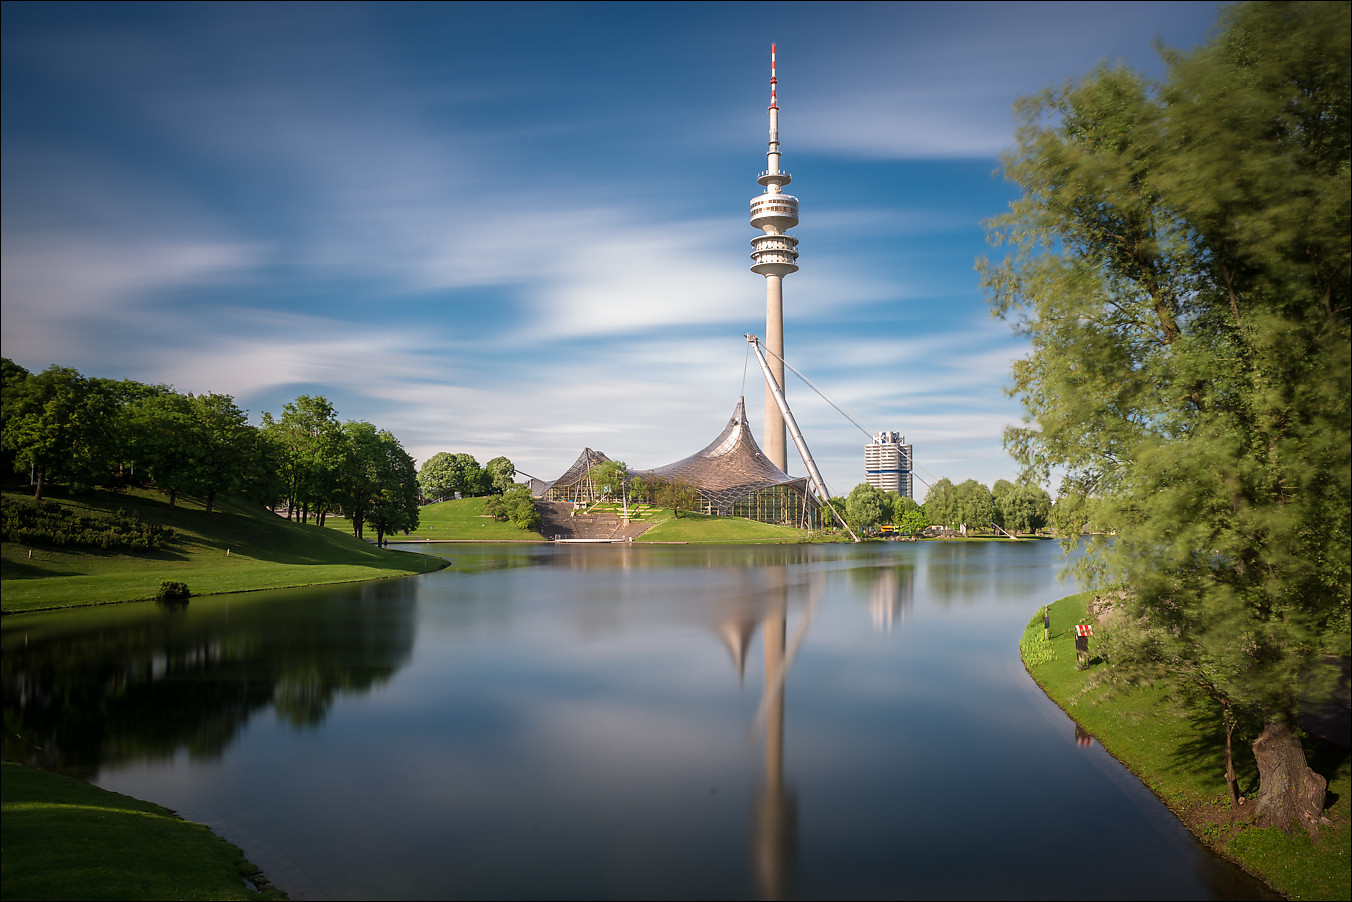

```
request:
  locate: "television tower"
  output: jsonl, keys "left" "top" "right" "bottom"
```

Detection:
{"left": 749, "top": 44, "right": 799, "bottom": 472}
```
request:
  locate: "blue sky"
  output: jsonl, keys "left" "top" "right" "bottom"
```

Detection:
{"left": 1, "top": 1, "right": 1220, "bottom": 495}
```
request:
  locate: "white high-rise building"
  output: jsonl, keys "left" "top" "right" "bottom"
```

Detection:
{"left": 865, "top": 431, "right": 913, "bottom": 498}
{"left": 749, "top": 44, "right": 799, "bottom": 473}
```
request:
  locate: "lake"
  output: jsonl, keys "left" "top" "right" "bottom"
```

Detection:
{"left": 1, "top": 540, "right": 1273, "bottom": 899}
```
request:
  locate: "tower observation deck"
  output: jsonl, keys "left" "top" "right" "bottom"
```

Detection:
{"left": 751, "top": 44, "right": 799, "bottom": 472}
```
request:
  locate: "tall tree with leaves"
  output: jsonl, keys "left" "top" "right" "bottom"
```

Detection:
{"left": 980, "top": 1, "right": 1349, "bottom": 835}
{"left": 182, "top": 394, "right": 256, "bottom": 516}
{"left": 262, "top": 395, "right": 343, "bottom": 523}
{"left": 1, "top": 366, "right": 120, "bottom": 498}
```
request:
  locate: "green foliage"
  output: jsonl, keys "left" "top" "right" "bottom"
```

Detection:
{"left": 155, "top": 580, "right": 190, "bottom": 601}
{"left": 1019, "top": 610, "right": 1057, "bottom": 667}
{"left": 589, "top": 459, "right": 630, "bottom": 499}
{"left": 1023, "top": 594, "right": 1351, "bottom": 901}
{"left": 634, "top": 473, "right": 698, "bottom": 516}
{"left": 1, "top": 365, "right": 121, "bottom": 496}
{"left": 485, "top": 456, "right": 516, "bottom": 493}
{"left": 882, "top": 492, "right": 930, "bottom": 535}
{"left": 845, "top": 482, "right": 886, "bottom": 532}
{"left": 1, "top": 496, "right": 175, "bottom": 551}
{"left": 483, "top": 484, "right": 541, "bottom": 530}
{"left": 983, "top": 0, "right": 1350, "bottom": 764}
{"left": 260, "top": 394, "right": 343, "bottom": 520}
{"left": 418, "top": 451, "right": 489, "bottom": 500}
{"left": 337, "top": 422, "right": 420, "bottom": 544}
{"left": 993, "top": 479, "right": 1051, "bottom": 535}
{"left": 397, "top": 496, "right": 545, "bottom": 540}
{"left": 1, "top": 487, "right": 445, "bottom": 613}
{"left": 923, "top": 477, "right": 992, "bottom": 535}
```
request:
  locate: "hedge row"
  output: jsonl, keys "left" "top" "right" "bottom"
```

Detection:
{"left": 2, "top": 498, "right": 176, "bottom": 551}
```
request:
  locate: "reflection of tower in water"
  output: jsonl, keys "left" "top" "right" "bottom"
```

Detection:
{"left": 869, "top": 566, "right": 915, "bottom": 632}
{"left": 710, "top": 566, "right": 814, "bottom": 900}
{"left": 755, "top": 567, "right": 796, "bottom": 901}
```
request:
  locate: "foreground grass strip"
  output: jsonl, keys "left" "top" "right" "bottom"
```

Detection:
{"left": 1022, "top": 593, "right": 1350, "bottom": 901}
{"left": 1, "top": 759, "right": 285, "bottom": 901}
{"left": 1, "top": 488, "right": 446, "bottom": 613}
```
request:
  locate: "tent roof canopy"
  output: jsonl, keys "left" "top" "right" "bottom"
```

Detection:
{"left": 641, "top": 398, "right": 816, "bottom": 514}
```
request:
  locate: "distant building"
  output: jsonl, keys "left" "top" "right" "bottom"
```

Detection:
{"left": 864, "top": 431, "right": 913, "bottom": 498}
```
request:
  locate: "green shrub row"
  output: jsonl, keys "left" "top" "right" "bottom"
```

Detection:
{"left": 1, "top": 497, "right": 176, "bottom": 551}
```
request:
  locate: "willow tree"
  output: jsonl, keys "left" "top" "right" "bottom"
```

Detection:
{"left": 980, "top": 1, "right": 1349, "bottom": 836}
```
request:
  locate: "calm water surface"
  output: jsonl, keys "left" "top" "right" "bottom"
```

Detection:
{"left": 3, "top": 541, "right": 1272, "bottom": 900}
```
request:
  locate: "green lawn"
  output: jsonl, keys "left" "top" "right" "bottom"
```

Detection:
{"left": 1, "top": 759, "right": 285, "bottom": 900}
{"left": 1022, "top": 593, "right": 1350, "bottom": 901}
{"left": 323, "top": 496, "right": 545, "bottom": 541}
{"left": 1, "top": 487, "right": 445, "bottom": 614}
{"left": 635, "top": 509, "right": 807, "bottom": 543}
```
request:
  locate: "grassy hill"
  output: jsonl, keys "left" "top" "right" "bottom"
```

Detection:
{"left": 635, "top": 509, "right": 807, "bottom": 543}
{"left": 1, "top": 487, "right": 445, "bottom": 614}
{"left": 323, "top": 496, "right": 545, "bottom": 541}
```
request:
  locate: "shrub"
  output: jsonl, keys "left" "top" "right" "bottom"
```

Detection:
{"left": 1, "top": 497, "right": 176, "bottom": 551}
{"left": 156, "top": 581, "right": 190, "bottom": 602}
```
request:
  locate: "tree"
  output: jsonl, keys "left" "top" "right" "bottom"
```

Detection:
{"left": 589, "top": 460, "right": 630, "bottom": 501}
{"left": 418, "top": 452, "right": 486, "bottom": 500}
{"left": 485, "top": 456, "right": 516, "bottom": 494}
{"left": 845, "top": 482, "right": 886, "bottom": 533}
{"left": 261, "top": 396, "right": 343, "bottom": 524}
{"left": 485, "top": 484, "right": 541, "bottom": 530}
{"left": 994, "top": 480, "right": 1051, "bottom": 536}
{"left": 126, "top": 389, "right": 197, "bottom": 508}
{"left": 886, "top": 493, "right": 930, "bottom": 536}
{"left": 181, "top": 394, "right": 255, "bottom": 516}
{"left": 979, "top": 1, "right": 1349, "bottom": 835}
{"left": 364, "top": 435, "right": 420, "bottom": 546}
{"left": 336, "top": 422, "right": 419, "bottom": 542}
{"left": 418, "top": 452, "right": 458, "bottom": 502}
{"left": 922, "top": 478, "right": 955, "bottom": 534}
{"left": 2, "top": 366, "right": 120, "bottom": 499}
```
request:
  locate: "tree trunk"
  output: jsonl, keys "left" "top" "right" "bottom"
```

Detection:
{"left": 1251, "top": 717, "right": 1326, "bottom": 838}
{"left": 1222, "top": 700, "right": 1240, "bottom": 812}
{"left": 169, "top": 488, "right": 177, "bottom": 509}
{"left": 206, "top": 490, "right": 216, "bottom": 516}
{"left": 32, "top": 469, "right": 44, "bottom": 501}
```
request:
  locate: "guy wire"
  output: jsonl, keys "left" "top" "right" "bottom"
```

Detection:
{"left": 758, "top": 343, "right": 937, "bottom": 492}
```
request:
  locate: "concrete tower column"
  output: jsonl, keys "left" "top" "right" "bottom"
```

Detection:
{"left": 764, "top": 274, "right": 786, "bottom": 469}
{"left": 749, "top": 44, "right": 799, "bottom": 474}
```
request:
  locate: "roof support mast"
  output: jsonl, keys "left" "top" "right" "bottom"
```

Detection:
{"left": 747, "top": 334, "right": 859, "bottom": 542}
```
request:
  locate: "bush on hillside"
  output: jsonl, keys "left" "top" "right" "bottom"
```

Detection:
{"left": 155, "top": 581, "right": 190, "bottom": 602}
{"left": 1, "top": 497, "right": 176, "bottom": 551}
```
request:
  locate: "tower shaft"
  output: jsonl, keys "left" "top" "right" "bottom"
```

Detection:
{"left": 749, "top": 44, "right": 799, "bottom": 473}
{"left": 764, "top": 276, "right": 787, "bottom": 469}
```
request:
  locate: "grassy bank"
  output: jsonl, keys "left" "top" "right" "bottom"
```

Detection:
{"left": 1, "top": 487, "right": 445, "bottom": 614}
{"left": 1022, "top": 593, "right": 1349, "bottom": 900}
{"left": 324, "top": 496, "right": 545, "bottom": 541}
{"left": 635, "top": 508, "right": 807, "bottom": 543}
{"left": 1, "top": 759, "right": 285, "bottom": 900}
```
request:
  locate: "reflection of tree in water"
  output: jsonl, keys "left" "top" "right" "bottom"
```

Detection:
{"left": 2, "top": 581, "right": 416, "bottom": 779}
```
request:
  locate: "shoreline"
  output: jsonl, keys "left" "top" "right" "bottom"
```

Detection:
{"left": 1021, "top": 593, "right": 1349, "bottom": 901}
